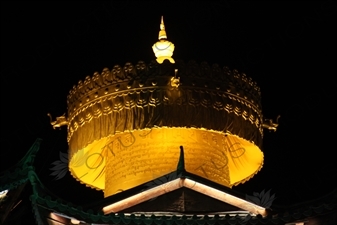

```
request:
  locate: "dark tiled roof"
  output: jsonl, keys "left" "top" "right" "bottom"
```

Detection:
{"left": 1, "top": 139, "right": 336, "bottom": 225}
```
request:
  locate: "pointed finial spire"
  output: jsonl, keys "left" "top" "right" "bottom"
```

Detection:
{"left": 158, "top": 15, "right": 167, "bottom": 40}
{"left": 177, "top": 146, "right": 186, "bottom": 174}
{"left": 152, "top": 16, "right": 175, "bottom": 63}
{"left": 160, "top": 16, "right": 164, "bottom": 29}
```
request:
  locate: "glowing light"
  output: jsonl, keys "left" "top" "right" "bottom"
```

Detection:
{"left": 152, "top": 16, "right": 175, "bottom": 63}
{"left": 0, "top": 189, "right": 8, "bottom": 198}
{"left": 64, "top": 17, "right": 265, "bottom": 200}
{"left": 102, "top": 178, "right": 267, "bottom": 216}
{"left": 70, "top": 218, "right": 80, "bottom": 224}
{"left": 69, "top": 127, "right": 263, "bottom": 197}
{"left": 50, "top": 212, "right": 83, "bottom": 224}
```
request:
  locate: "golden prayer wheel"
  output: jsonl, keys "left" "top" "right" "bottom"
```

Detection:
{"left": 62, "top": 17, "right": 265, "bottom": 198}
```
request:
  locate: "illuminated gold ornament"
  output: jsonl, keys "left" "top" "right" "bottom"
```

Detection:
{"left": 152, "top": 16, "right": 175, "bottom": 64}
{"left": 54, "top": 17, "right": 270, "bottom": 198}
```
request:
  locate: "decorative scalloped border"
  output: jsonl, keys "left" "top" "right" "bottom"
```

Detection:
{"left": 66, "top": 60, "right": 262, "bottom": 117}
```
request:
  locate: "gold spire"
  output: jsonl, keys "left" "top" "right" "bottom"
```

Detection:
{"left": 152, "top": 16, "right": 175, "bottom": 63}
{"left": 158, "top": 16, "right": 167, "bottom": 40}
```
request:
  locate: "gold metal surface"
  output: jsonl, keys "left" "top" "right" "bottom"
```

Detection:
{"left": 152, "top": 16, "right": 175, "bottom": 63}
{"left": 69, "top": 127, "right": 263, "bottom": 197}
{"left": 262, "top": 115, "right": 280, "bottom": 132}
{"left": 52, "top": 17, "right": 268, "bottom": 197}
{"left": 47, "top": 113, "right": 68, "bottom": 129}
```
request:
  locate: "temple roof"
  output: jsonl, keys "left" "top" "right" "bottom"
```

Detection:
{"left": 1, "top": 140, "right": 336, "bottom": 224}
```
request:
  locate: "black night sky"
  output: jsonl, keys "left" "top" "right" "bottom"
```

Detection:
{"left": 1, "top": 1, "right": 336, "bottom": 223}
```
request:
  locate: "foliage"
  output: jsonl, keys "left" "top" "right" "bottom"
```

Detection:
{"left": 49, "top": 152, "right": 68, "bottom": 180}
{"left": 245, "top": 189, "right": 276, "bottom": 208}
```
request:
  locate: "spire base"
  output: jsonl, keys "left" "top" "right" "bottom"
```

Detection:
{"left": 156, "top": 56, "right": 175, "bottom": 64}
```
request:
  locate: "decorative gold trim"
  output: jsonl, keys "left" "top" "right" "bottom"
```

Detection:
{"left": 152, "top": 16, "right": 175, "bottom": 63}
{"left": 47, "top": 113, "right": 68, "bottom": 129}
{"left": 66, "top": 61, "right": 263, "bottom": 155}
{"left": 262, "top": 115, "right": 280, "bottom": 132}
